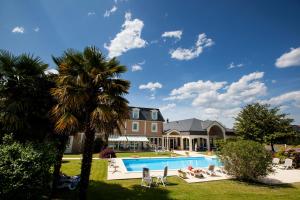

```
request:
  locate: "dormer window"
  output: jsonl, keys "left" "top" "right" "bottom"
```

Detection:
{"left": 151, "top": 110, "right": 158, "bottom": 120}
{"left": 132, "top": 108, "right": 140, "bottom": 119}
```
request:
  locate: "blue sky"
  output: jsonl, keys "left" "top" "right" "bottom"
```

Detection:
{"left": 1, "top": 0, "right": 300, "bottom": 127}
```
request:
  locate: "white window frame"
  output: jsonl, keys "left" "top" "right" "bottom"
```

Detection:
{"left": 151, "top": 110, "right": 158, "bottom": 120}
{"left": 132, "top": 108, "right": 140, "bottom": 119}
{"left": 132, "top": 121, "right": 139, "bottom": 132}
{"left": 151, "top": 122, "right": 158, "bottom": 132}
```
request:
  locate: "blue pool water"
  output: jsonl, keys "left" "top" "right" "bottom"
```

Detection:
{"left": 123, "top": 156, "right": 222, "bottom": 172}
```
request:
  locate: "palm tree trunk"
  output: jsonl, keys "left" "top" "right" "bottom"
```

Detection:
{"left": 51, "top": 134, "right": 68, "bottom": 198}
{"left": 79, "top": 124, "right": 95, "bottom": 200}
{"left": 271, "top": 142, "right": 275, "bottom": 152}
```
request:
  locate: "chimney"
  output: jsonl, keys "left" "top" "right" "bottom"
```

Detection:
{"left": 166, "top": 118, "right": 169, "bottom": 123}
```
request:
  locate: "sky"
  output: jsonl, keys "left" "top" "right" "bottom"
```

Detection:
{"left": 1, "top": 0, "right": 300, "bottom": 128}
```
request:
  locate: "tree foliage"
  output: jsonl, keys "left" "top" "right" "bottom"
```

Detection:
{"left": 234, "top": 103, "right": 294, "bottom": 151}
{"left": 219, "top": 140, "right": 273, "bottom": 181}
{"left": 0, "top": 50, "right": 56, "bottom": 141}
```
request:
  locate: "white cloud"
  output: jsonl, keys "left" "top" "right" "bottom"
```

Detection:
{"left": 104, "top": 5, "right": 117, "bottom": 17}
{"left": 12, "top": 26, "right": 24, "bottom": 34}
{"left": 132, "top": 64, "right": 142, "bottom": 72}
{"left": 164, "top": 72, "right": 267, "bottom": 125}
{"left": 163, "top": 72, "right": 300, "bottom": 127}
{"left": 104, "top": 12, "right": 147, "bottom": 58}
{"left": 164, "top": 80, "right": 227, "bottom": 100}
{"left": 271, "top": 80, "right": 277, "bottom": 83}
{"left": 45, "top": 68, "right": 58, "bottom": 75}
{"left": 34, "top": 27, "right": 39, "bottom": 32}
{"left": 262, "top": 91, "right": 300, "bottom": 108}
{"left": 139, "top": 82, "right": 162, "bottom": 91}
{"left": 88, "top": 11, "right": 96, "bottom": 16}
{"left": 131, "top": 60, "right": 145, "bottom": 72}
{"left": 227, "top": 62, "right": 244, "bottom": 69}
{"left": 162, "top": 30, "right": 182, "bottom": 40}
{"left": 160, "top": 103, "right": 176, "bottom": 111}
{"left": 275, "top": 47, "right": 300, "bottom": 68}
{"left": 150, "top": 40, "right": 159, "bottom": 44}
{"left": 170, "top": 33, "right": 214, "bottom": 60}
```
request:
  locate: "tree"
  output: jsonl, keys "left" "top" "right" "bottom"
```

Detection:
{"left": 51, "top": 46, "right": 130, "bottom": 199}
{"left": 0, "top": 50, "right": 55, "bottom": 142}
{"left": 234, "top": 103, "right": 294, "bottom": 152}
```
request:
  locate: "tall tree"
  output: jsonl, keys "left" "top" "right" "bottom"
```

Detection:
{"left": 234, "top": 103, "right": 295, "bottom": 152}
{"left": 0, "top": 50, "right": 55, "bottom": 141}
{"left": 51, "top": 46, "right": 130, "bottom": 199}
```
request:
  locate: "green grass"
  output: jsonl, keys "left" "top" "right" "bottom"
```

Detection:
{"left": 57, "top": 159, "right": 300, "bottom": 200}
{"left": 63, "top": 151, "right": 176, "bottom": 158}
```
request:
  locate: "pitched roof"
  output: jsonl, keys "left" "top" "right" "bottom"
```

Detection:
{"left": 292, "top": 125, "right": 300, "bottom": 132}
{"left": 129, "top": 106, "right": 164, "bottom": 121}
{"left": 164, "top": 118, "right": 229, "bottom": 132}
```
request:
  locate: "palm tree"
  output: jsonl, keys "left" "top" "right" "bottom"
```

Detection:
{"left": 0, "top": 50, "right": 54, "bottom": 141}
{"left": 51, "top": 46, "right": 130, "bottom": 199}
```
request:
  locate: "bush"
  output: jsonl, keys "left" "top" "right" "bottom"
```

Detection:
{"left": 100, "top": 148, "right": 116, "bottom": 158}
{"left": 219, "top": 140, "right": 273, "bottom": 182}
{"left": 215, "top": 138, "right": 237, "bottom": 152}
{"left": 0, "top": 134, "right": 56, "bottom": 199}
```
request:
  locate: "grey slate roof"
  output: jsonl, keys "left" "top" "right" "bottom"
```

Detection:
{"left": 164, "top": 118, "right": 232, "bottom": 132}
{"left": 292, "top": 125, "right": 300, "bottom": 132}
{"left": 129, "top": 106, "right": 165, "bottom": 122}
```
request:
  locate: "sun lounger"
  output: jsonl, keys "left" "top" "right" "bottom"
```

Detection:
{"left": 205, "top": 165, "right": 217, "bottom": 176}
{"left": 215, "top": 166, "right": 227, "bottom": 175}
{"left": 185, "top": 166, "right": 205, "bottom": 178}
{"left": 279, "top": 158, "right": 293, "bottom": 170}
{"left": 155, "top": 166, "right": 168, "bottom": 186}
{"left": 272, "top": 158, "right": 280, "bottom": 167}
{"left": 178, "top": 169, "right": 188, "bottom": 179}
{"left": 141, "top": 168, "right": 153, "bottom": 188}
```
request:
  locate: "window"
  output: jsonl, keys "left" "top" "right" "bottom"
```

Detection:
{"left": 132, "top": 122, "right": 139, "bottom": 132}
{"left": 151, "top": 123, "right": 157, "bottom": 132}
{"left": 151, "top": 110, "right": 158, "bottom": 120}
{"left": 132, "top": 108, "right": 139, "bottom": 119}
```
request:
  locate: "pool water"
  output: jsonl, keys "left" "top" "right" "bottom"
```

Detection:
{"left": 123, "top": 156, "right": 222, "bottom": 172}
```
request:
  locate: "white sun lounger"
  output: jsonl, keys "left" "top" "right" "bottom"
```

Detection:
{"left": 141, "top": 168, "right": 153, "bottom": 188}
{"left": 279, "top": 158, "right": 293, "bottom": 170}
{"left": 155, "top": 166, "right": 168, "bottom": 187}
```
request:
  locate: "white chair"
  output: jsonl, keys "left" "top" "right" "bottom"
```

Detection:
{"left": 141, "top": 168, "right": 152, "bottom": 188}
{"left": 279, "top": 158, "right": 293, "bottom": 170}
{"left": 272, "top": 158, "right": 280, "bottom": 167}
{"left": 156, "top": 166, "right": 168, "bottom": 187}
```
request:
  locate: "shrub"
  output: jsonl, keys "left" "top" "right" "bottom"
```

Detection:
{"left": 0, "top": 134, "right": 56, "bottom": 199}
{"left": 100, "top": 148, "right": 116, "bottom": 158}
{"left": 215, "top": 138, "right": 237, "bottom": 152}
{"left": 219, "top": 140, "right": 273, "bottom": 182}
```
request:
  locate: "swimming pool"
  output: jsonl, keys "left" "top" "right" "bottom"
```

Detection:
{"left": 123, "top": 156, "right": 222, "bottom": 172}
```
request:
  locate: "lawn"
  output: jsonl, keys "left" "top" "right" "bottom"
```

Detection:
{"left": 63, "top": 151, "right": 176, "bottom": 158}
{"left": 57, "top": 158, "right": 300, "bottom": 200}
